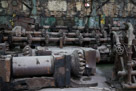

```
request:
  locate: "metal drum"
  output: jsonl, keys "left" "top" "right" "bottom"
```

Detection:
{"left": 12, "top": 56, "right": 54, "bottom": 77}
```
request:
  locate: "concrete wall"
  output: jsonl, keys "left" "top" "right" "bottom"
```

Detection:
{"left": 99, "top": 0, "right": 136, "bottom": 17}
{"left": 0, "top": 0, "right": 136, "bottom": 17}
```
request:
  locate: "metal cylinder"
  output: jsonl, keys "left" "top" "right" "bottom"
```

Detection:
{"left": 118, "top": 70, "right": 136, "bottom": 76}
{"left": 4, "top": 30, "right": 96, "bottom": 37}
{"left": 12, "top": 56, "right": 54, "bottom": 77}
{"left": 65, "top": 38, "right": 79, "bottom": 42}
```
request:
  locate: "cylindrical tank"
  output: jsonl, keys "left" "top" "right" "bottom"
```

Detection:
{"left": 12, "top": 56, "right": 54, "bottom": 77}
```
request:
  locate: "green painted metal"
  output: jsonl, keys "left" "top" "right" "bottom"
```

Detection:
{"left": 40, "top": 16, "right": 45, "bottom": 26}
{"left": 74, "top": 17, "right": 78, "bottom": 26}
{"left": 48, "top": 17, "right": 56, "bottom": 25}
{"left": 75, "top": 17, "right": 84, "bottom": 27}
{"left": 32, "top": 0, "right": 37, "bottom": 15}
{"left": 78, "top": 18, "right": 84, "bottom": 27}
{"left": 88, "top": 16, "right": 100, "bottom": 28}
{"left": 91, "top": 1, "right": 97, "bottom": 16}
{"left": 40, "top": 16, "right": 56, "bottom": 26}
{"left": 0, "top": 16, "right": 12, "bottom": 26}
{"left": 12, "top": 0, "right": 18, "bottom": 6}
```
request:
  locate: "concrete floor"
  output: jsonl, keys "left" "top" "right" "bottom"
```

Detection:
{"left": 39, "top": 87, "right": 111, "bottom": 91}
{"left": 39, "top": 64, "right": 115, "bottom": 91}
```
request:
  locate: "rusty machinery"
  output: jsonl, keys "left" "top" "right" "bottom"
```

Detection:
{"left": 0, "top": 24, "right": 119, "bottom": 64}
{"left": 0, "top": 0, "right": 136, "bottom": 90}
{"left": 0, "top": 24, "right": 127, "bottom": 62}
{"left": 1, "top": 26, "right": 110, "bottom": 48}
{"left": 1, "top": 17, "right": 135, "bottom": 90}
{"left": 111, "top": 22, "right": 136, "bottom": 89}
{"left": 0, "top": 46, "right": 100, "bottom": 90}
{"left": 1, "top": 25, "right": 125, "bottom": 48}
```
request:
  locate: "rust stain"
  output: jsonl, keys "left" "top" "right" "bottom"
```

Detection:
{"left": 55, "top": 56, "right": 64, "bottom": 60}
{"left": 59, "top": 67, "right": 65, "bottom": 75}
{"left": 5, "top": 58, "right": 11, "bottom": 82}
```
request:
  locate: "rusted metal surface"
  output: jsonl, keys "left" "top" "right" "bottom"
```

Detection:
{"left": 54, "top": 55, "right": 71, "bottom": 87}
{"left": 36, "top": 50, "right": 52, "bottom": 56}
{"left": 26, "top": 77, "right": 55, "bottom": 89}
{"left": 127, "top": 46, "right": 133, "bottom": 84}
{"left": 60, "top": 37, "right": 63, "bottom": 48}
{"left": 13, "top": 77, "right": 55, "bottom": 90}
{"left": 70, "top": 76, "right": 98, "bottom": 87}
{"left": 12, "top": 56, "right": 54, "bottom": 77}
{"left": 0, "top": 46, "right": 100, "bottom": 90}
{"left": 14, "top": 17, "right": 35, "bottom": 31}
{"left": 112, "top": 23, "right": 136, "bottom": 89}
{"left": 3, "top": 36, "right": 110, "bottom": 43}
{"left": 2, "top": 0, "right": 136, "bottom": 90}
{"left": 71, "top": 50, "right": 86, "bottom": 77}
{"left": 84, "top": 50, "right": 97, "bottom": 75}
{"left": 4, "top": 30, "right": 97, "bottom": 37}
{"left": 0, "top": 58, "right": 7, "bottom": 82}
{"left": 0, "top": 40, "right": 100, "bottom": 90}
{"left": 0, "top": 56, "right": 11, "bottom": 82}
{"left": 1, "top": 24, "right": 111, "bottom": 49}
{"left": 118, "top": 70, "right": 136, "bottom": 76}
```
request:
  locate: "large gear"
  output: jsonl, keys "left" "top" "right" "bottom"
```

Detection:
{"left": 71, "top": 50, "right": 86, "bottom": 77}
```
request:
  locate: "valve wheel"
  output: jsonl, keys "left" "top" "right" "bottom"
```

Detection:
{"left": 115, "top": 45, "right": 124, "bottom": 55}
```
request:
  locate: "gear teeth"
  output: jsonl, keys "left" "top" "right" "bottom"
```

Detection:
{"left": 78, "top": 50, "right": 86, "bottom": 76}
{"left": 79, "top": 71, "right": 84, "bottom": 75}
{"left": 26, "top": 51, "right": 29, "bottom": 53}
{"left": 72, "top": 50, "right": 86, "bottom": 77}
{"left": 79, "top": 58, "right": 85, "bottom": 62}
{"left": 80, "top": 67, "right": 85, "bottom": 70}
{"left": 23, "top": 53, "right": 28, "bottom": 55}
{"left": 79, "top": 54, "right": 83, "bottom": 58}
{"left": 80, "top": 62, "right": 86, "bottom": 66}
{"left": 78, "top": 51, "right": 82, "bottom": 54}
{"left": 26, "top": 48, "right": 29, "bottom": 50}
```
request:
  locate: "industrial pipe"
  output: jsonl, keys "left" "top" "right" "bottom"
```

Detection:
{"left": 12, "top": 56, "right": 54, "bottom": 77}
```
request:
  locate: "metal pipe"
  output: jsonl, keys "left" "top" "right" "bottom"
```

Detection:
{"left": 31, "top": 37, "right": 45, "bottom": 41}
{"left": 118, "top": 70, "right": 136, "bottom": 76}
{"left": 65, "top": 38, "right": 79, "bottom": 42}
{"left": 127, "top": 23, "right": 135, "bottom": 46}
{"left": 12, "top": 37, "right": 27, "bottom": 41}
{"left": 127, "top": 46, "right": 133, "bottom": 84}
{"left": 49, "top": 38, "right": 60, "bottom": 41}
{"left": 112, "top": 31, "right": 121, "bottom": 45}
{"left": 4, "top": 30, "right": 96, "bottom": 37}
{"left": 83, "top": 38, "right": 95, "bottom": 41}
{"left": 4, "top": 31, "right": 42, "bottom": 35}
{"left": 43, "top": 26, "right": 85, "bottom": 30}
{"left": 4, "top": 36, "right": 110, "bottom": 42}
{"left": 12, "top": 56, "right": 54, "bottom": 77}
{"left": 120, "top": 57, "right": 125, "bottom": 72}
